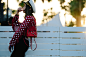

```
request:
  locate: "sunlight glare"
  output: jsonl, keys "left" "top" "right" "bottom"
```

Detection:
{"left": 18, "top": 11, "right": 25, "bottom": 23}
{"left": 81, "top": 8, "right": 86, "bottom": 16}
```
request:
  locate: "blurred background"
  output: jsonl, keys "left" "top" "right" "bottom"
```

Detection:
{"left": 0, "top": 0, "right": 86, "bottom": 27}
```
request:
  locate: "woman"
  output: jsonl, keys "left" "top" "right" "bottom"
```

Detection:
{"left": 9, "top": 0, "right": 37, "bottom": 57}
{"left": 12, "top": 7, "right": 23, "bottom": 31}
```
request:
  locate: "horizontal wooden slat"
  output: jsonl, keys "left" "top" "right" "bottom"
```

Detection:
{"left": 60, "top": 39, "right": 86, "bottom": 44}
{"left": 26, "top": 55, "right": 59, "bottom": 57}
{"left": 60, "top": 51, "right": 86, "bottom": 56}
{"left": 37, "top": 33, "right": 59, "bottom": 37}
{"left": 0, "top": 38, "right": 59, "bottom": 50}
{"left": 0, "top": 38, "right": 59, "bottom": 43}
{"left": 0, "top": 44, "right": 59, "bottom": 50}
{"left": 0, "top": 38, "right": 11, "bottom": 43}
{"left": 0, "top": 32, "right": 59, "bottom": 37}
{"left": 37, "top": 26, "right": 59, "bottom": 31}
{"left": 60, "top": 33, "right": 86, "bottom": 37}
{"left": 31, "top": 38, "right": 59, "bottom": 43}
{"left": 60, "top": 45, "right": 86, "bottom": 50}
{"left": 1, "top": 26, "right": 86, "bottom": 57}
{"left": 0, "top": 26, "right": 13, "bottom": 31}
{"left": 60, "top": 27, "right": 86, "bottom": 32}
{"left": 0, "top": 55, "right": 59, "bottom": 57}
{"left": 0, "top": 32, "right": 14, "bottom": 37}
{"left": 0, "top": 26, "right": 59, "bottom": 31}
{"left": 0, "top": 50, "right": 59, "bottom": 56}
{"left": 26, "top": 50, "right": 59, "bottom": 55}
{"left": 0, "top": 51, "right": 11, "bottom": 56}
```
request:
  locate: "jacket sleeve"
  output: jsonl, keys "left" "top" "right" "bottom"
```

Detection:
{"left": 12, "top": 15, "right": 18, "bottom": 31}
{"left": 9, "top": 16, "right": 33, "bottom": 46}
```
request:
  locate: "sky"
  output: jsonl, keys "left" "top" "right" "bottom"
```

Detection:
{"left": 2, "top": 0, "right": 86, "bottom": 27}
{"left": 2, "top": 0, "right": 66, "bottom": 26}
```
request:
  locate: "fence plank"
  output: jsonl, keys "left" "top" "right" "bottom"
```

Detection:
{"left": 0, "top": 32, "right": 59, "bottom": 37}
{"left": 0, "top": 38, "right": 59, "bottom": 43}
{"left": 0, "top": 44, "right": 59, "bottom": 50}
{"left": 60, "top": 27, "right": 86, "bottom": 32}
{"left": 60, "top": 51, "right": 86, "bottom": 56}
{"left": 0, "top": 51, "right": 11, "bottom": 56}
{"left": 33, "top": 38, "right": 59, "bottom": 43}
{"left": 60, "top": 39, "right": 86, "bottom": 44}
{"left": 0, "top": 32, "right": 14, "bottom": 37}
{"left": 60, "top": 33, "right": 86, "bottom": 37}
{"left": 26, "top": 55, "right": 59, "bottom": 57}
{"left": 0, "top": 50, "right": 59, "bottom": 56}
{"left": 60, "top": 45, "right": 86, "bottom": 50}
{"left": 37, "top": 26, "right": 59, "bottom": 31}
{"left": 0, "top": 26, "right": 13, "bottom": 31}
{"left": 0, "top": 55, "right": 59, "bottom": 57}
{"left": 1, "top": 26, "right": 86, "bottom": 57}
{"left": 0, "top": 26, "right": 59, "bottom": 31}
{"left": 26, "top": 50, "right": 59, "bottom": 55}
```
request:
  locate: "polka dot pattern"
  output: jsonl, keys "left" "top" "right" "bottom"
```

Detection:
{"left": 10, "top": 15, "right": 37, "bottom": 46}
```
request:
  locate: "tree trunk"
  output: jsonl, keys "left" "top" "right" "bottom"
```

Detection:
{"left": 76, "top": 16, "right": 81, "bottom": 27}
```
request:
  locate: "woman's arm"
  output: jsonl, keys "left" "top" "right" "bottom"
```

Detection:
{"left": 9, "top": 16, "right": 33, "bottom": 46}
{"left": 12, "top": 15, "right": 19, "bottom": 31}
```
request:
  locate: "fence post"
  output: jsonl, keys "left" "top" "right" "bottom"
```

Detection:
{"left": 59, "top": 27, "right": 60, "bottom": 57}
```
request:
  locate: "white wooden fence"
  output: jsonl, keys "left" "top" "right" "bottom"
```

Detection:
{"left": 0, "top": 26, "right": 86, "bottom": 57}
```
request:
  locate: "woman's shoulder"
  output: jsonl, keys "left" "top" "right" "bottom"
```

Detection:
{"left": 25, "top": 15, "right": 35, "bottom": 20}
{"left": 13, "top": 15, "right": 19, "bottom": 20}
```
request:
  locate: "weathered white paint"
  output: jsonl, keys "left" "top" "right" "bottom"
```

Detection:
{"left": 0, "top": 26, "right": 86, "bottom": 57}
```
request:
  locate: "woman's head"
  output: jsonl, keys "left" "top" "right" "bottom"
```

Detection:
{"left": 25, "top": 3, "right": 33, "bottom": 15}
{"left": 23, "top": 0, "right": 36, "bottom": 16}
{"left": 18, "top": 7, "right": 23, "bottom": 12}
{"left": 16, "top": 7, "right": 23, "bottom": 15}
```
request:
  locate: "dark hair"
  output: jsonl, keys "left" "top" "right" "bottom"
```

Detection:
{"left": 25, "top": 2, "right": 33, "bottom": 16}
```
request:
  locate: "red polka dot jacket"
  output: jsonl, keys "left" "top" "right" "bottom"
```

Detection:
{"left": 10, "top": 15, "right": 37, "bottom": 46}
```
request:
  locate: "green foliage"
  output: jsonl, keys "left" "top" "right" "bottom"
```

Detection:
{"left": 58, "top": 0, "right": 65, "bottom": 4}
{"left": 12, "top": 10, "right": 16, "bottom": 14}
{"left": 48, "top": 0, "right": 52, "bottom": 2}
{"left": 58, "top": 0, "right": 86, "bottom": 26}
{"left": 58, "top": 0, "right": 69, "bottom": 11}
{"left": 42, "top": 0, "right": 44, "bottom": 3}
{"left": 3, "top": 2, "right": 5, "bottom": 8}
{"left": 58, "top": 0, "right": 85, "bottom": 17}
{"left": 17, "top": 0, "right": 26, "bottom": 2}
{"left": 48, "top": 15, "right": 55, "bottom": 18}
{"left": 2, "top": 2, "right": 6, "bottom": 11}
{"left": 17, "top": 0, "right": 19, "bottom": 2}
{"left": 69, "top": 0, "right": 85, "bottom": 18}
{"left": 19, "top": 1, "right": 25, "bottom": 7}
{"left": 42, "top": 8, "right": 56, "bottom": 23}
{"left": 68, "top": 21, "right": 75, "bottom": 27}
{"left": 43, "top": 8, "right": 55, "bottom": 17}
{"left": 43, "top": 9, "right": 48, "bottom": 16}
{"left": 50, "top": 8, "right": 52, "bottom": 10}
{"left": 44, "top": 12, "right": 48, "bottom": 16}
{"left": 34, "top": 0, "right": 52, "bottom": 3}
{"left": 34, "top": 0, "right": 36, "bottom": 2}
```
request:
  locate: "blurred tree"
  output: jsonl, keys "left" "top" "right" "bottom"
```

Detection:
{"left": 67, "top": 21, "right": 75, "bottom": 27}
{"left": 58, "top": 0, "right": 86, "bottom": 27}
{"left": 17, "top": 0, "right": 26, "bottom": 2}
{"left": 17, "top": 0, "right": 19, "bottom": 2}
{"left": 42, "top": 8, "right": 56, "bottom": 24}
{"left": 17, "top": 0, "right": 27, "bottom": 7}
{"left": 42, "top": 0, "right": 44, "bottom": 3}
{"left": 34, "top": 0, "right": 36, "bottom": 2}
{"left": 34, "top": 0, "right": 52, "bottom": 3}
{"left": 12, "top": 10, "right": 16, "bottom": 14}
{"left": 3, "top": 2, "right": 6, "bottom": 11}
